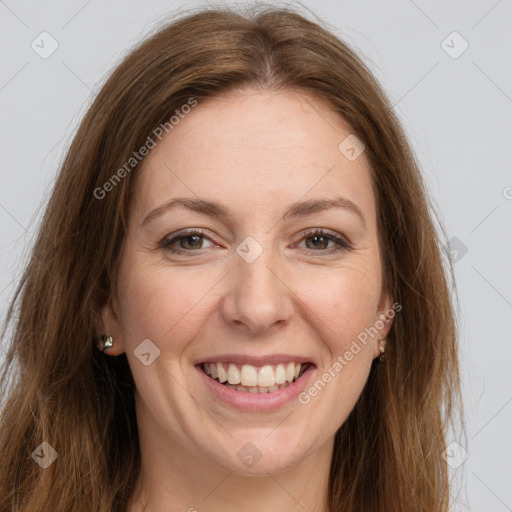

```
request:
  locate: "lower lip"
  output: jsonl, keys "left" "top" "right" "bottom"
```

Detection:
{"left": 196, "top": 364, "right": 315, "bottom": 412}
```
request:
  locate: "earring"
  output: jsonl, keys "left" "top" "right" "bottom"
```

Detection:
{"left": 378, "top": 338, "right": 387, "bottom": 361}
{"left": 99, "top": 335, "right": 113, "bottom": 352}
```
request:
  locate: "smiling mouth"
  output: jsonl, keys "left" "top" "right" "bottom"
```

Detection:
{"left": 201, "top": 361, "right": 310, "bottom": 394}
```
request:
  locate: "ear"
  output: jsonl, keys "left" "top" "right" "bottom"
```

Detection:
{"left": 372, "top": 288, "right": 398, "bottom": 359}
{"left": 94, "top": 294, "right": 126, "bottom": 356}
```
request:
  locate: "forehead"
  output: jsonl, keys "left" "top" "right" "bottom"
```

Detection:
{"left": 133, "top": 88, "right": 376, "bottom": 226}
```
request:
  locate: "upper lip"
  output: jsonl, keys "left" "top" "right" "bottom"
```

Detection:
{"left": 195, "top": 353, "right": 315, "bottom": 367}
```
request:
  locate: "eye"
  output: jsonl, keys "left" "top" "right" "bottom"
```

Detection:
{"left": 296, "top": 229, "right": 352, "bottom": 254}
{"left": 160, "top": 229, "right": 216, "bottom": 255}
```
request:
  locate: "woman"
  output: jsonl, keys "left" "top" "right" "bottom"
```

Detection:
{"left": 0, "top": 5, "right": 465, "bottom": 511}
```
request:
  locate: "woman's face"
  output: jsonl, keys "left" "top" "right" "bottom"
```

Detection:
{"left": 101, "top": 88, "right": 393, "bottom": 474}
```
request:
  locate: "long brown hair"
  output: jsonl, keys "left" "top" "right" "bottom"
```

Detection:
{"left": 0, "top": 5, "right": 465, "bottom": 511}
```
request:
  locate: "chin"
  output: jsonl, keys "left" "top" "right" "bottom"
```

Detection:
{"left": 199, "top": 425, "right": 319, "bottom": 476}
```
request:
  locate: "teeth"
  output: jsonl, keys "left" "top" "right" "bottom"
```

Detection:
{"left": 202, "top": 361, "right": 309, "bottom": 393}
{"left": 240, "top": 365, "right": 258, "bottom": 387}
{"left": 257, "top": 365, "right": 275, "bottom": 387}
{"left": 275, "top": 364, "right": 286, "bottom": 385}
{"left": 285, "top": 362, "right": 295, "bottom": 382}
{"left": 227, "top": 364, "right": 241, "bottom": 385}
{"left": 217, "top": 364, "right": 227, "bottom": 383}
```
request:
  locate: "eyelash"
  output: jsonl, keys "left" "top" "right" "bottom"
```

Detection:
{"left": 160, "top": 228, "right": 352, "bottom": 256}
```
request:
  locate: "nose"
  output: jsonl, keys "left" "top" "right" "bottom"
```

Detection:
{"left": 221, "top": 248, "right": 294, "bottom": 335}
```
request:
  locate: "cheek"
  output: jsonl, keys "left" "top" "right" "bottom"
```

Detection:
{"left": 116, "top": 259, "right": 216, "bottom": 347}
{"left": 295, "top": 259, "right": 383, "bottom": 348}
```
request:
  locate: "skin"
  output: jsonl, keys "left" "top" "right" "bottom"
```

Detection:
{"left": 97, "top": 87, "right": 394, "bottom": 512}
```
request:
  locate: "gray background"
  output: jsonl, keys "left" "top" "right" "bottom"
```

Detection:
{"left": 1, "top": 1, "right": 511, "bottom": 510}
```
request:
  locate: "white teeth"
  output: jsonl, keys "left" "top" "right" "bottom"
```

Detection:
{"left": 275, "top": 364, "right": 286, "bottom": 385}
{"left": 217, "top": 363, "right": 227, "bottom": 383}
{"left": 257, "top": 365, "right": 275, "bottom": 387}
{"left": 285, "top": 362, "right": 295, "bottom": 382}
{"left": 227, "top": 363, "right": 241, "bottom": 385}
{"left": 240, "top": 364, "right": 258, "bottom": 387}
{"left": 203, "top": 361, "right": 308, "bottom": 393}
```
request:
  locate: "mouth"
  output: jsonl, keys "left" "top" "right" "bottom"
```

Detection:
{"left": 200, "top": 361, "right": 311, "bottom": 394}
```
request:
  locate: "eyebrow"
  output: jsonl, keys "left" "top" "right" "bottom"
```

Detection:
{"left": 140, "top": 196, "right": 366, "bottom": 229}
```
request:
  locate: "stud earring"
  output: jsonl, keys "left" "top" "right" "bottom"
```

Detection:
{"left": 99, "top": 335, "right": 113, "bottom": 352}
{"left": 378, "top": 338, "right": 387, "bottom": 361}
